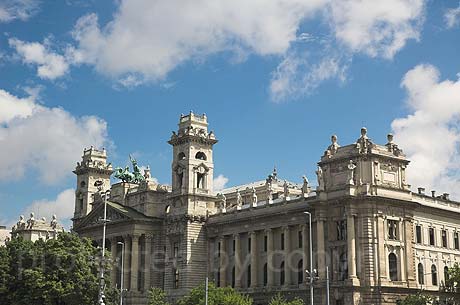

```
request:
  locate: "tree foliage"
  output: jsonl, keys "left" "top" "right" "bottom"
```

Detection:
{"left": 0, "top": 232, "right": 118, "bottom": 305}
{"left": 396, "top": 293, "right": 432, "bottom": 305}
{"left": 148, "top": 287, "right": 170, "bottom": 305}
{"left": 177, "top": 282, "right": 252, "bottom": 305}
{"left": 268, "top": 294, "right": 305, "bottom": 305}
{"left": 442, "top": 263, "right": 460, "bottom": 304}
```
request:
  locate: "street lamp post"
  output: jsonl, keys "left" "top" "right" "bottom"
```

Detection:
{"left": 304, "top": 211, "right": 314, "bottom": 305}
{"left": 117, "top": 241, "right": 125, "bottom": 305}
{"left": 96, "top": 179, "right": 110, "bottom": 305}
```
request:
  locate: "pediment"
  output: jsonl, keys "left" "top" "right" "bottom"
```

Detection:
{"left": 76, "top": 202, "right": 131, "bottom": 229}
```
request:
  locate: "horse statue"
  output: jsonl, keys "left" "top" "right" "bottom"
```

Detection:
{"left": 113, "top": 155, "right": 146, "bottom": 184}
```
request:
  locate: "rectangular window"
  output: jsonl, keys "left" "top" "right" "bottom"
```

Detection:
{"left": 264, "top": 235, "right": 268, "bottom": 252}
{"left": 388, "top": 220, "right": 398, "bottom": 240}
{"left": 429, "top": 228, "right": 435, "bottom": 246}
{"left": 248, "top": 237, "right": 251, "bottom": 253}
{"left": 442, "top": 230, "right": 448, "bottom": 248}
{"left": 416, "top": 225, "right": 422, "bottom": 244}
{"left": 174, "top": 269, "right": 179, "bottom": 289}
{"left": 173, "top": 242, "right": 179, "bottom": 258}
{"left": 281, "top": 233, "right": 285, "bottom": 250}
{"left": 298, "top": 231, "right": 303, "bottom": 248}
{"left": 232, "top": 239, "right": 236, "bottom": 254}
{"left": 218, "top": 242, "right": 221, "bottom": 257}
{"left": 455, "top": 232, "right": 459, "bottom": 250}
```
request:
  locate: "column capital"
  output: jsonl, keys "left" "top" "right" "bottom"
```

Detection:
{"left": 264, "top": 228, "right": 273, "bottom": 234}
{"left": 132, "top": 234, "right": 140, "bottom": 241}
{"left": 283, "top": 225, "right": 290, "bottom": 232}
{"left": 233, "top": 232, "right": 241, "bottom": 239}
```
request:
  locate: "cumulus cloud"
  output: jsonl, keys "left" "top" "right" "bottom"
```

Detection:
{"left": 9, "top": 38, "right": 70, "bottom": 80}
{"left": 445, "top": 3, "right": 460, "bottom": 29}
{"left": 8, "top": 0, "right": 426, "bottom": 99}
{"left": 329, "top": 0, "right": 425, "bottom": 59}
{"left": 391, "top": 64, "right": 460, "bottom": 198}
{"left": 213, "top": 174, "right": 229, "bottom": 192}
{"left": 20, "top": 189, "right": 75, "bottom": 229}
{"left": 0, "top": 0, "right": 39, "bottom": 23}
{"left": 0, "top": 88, "right": 109, "bottom": 184}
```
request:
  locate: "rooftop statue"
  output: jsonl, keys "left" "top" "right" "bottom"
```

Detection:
{"left": 113, "top": 155, "right": 146, "bottom": 184}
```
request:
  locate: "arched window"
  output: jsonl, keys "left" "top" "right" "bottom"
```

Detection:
{"left": 418, "top": 263, "right": 424, "bottom": 285}
{"left": 444, "top": 266, "right": 450, "bottom": 284}
{"left": 280, "top": 261, "right": 285, "bottom": 286}
{"left": 247, "top": 265, "right": 251, "bottom": 288}
{"left": 263, "top": 263, "right": 268, "bottom": 286}
{"left": 178, "top": 152, "right": 186, "bottom": 160}
{"left": 195, "top": 151, "right": 207, "bottom": 160}
{"left": 431, "top": 264, "right": 438, "bottom": 286}
{"left": 298, "top": 259, "right": 303, "bottom": 284}
{"left": 231, "top": 266, "right": 235, "bottom": 288}
{"left": 389, "top": 253, "right": 398, "bottom": 281}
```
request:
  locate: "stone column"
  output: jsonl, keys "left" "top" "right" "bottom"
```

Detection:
{"left": 283, "top": 226, "right": 292, "bottom": 286}
{"left": 347, "top": 214, "right": 357, "bottom": 279}
{"left": 130, "top": 234, "right": 140, "bottom": 291}
{"left": 110, "top": 237, "right": 118, "bottom": 286}
{"left": 404, "top": 217, "right": 416, "bottom": 285}
{"left": 317, "top": 218, "right": 326, "bottom": 278}
{"left": 332, "top": 247, "right": 339, "bottom": 281}
{"left": 219, "top": 236, "right": 227, "bottom": 287}
{"left": 234, "top": 233, "right": 242, "bottom": 288}
{"left": 301, "top": 224, "right": 309, "bottom": 283}
{"left": 144, "top": 235, "right": 153, "bottom": 291}
{"left": 123, "top": 235, "right": 131, "bottom": 290}
{"left": 266, "top": 228, "right": 275, "bottom": 287}
{"left": 250, "top": 231, "right": 258, "bottom": 288}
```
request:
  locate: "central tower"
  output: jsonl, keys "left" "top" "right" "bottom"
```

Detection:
{"left": 165, "top": 112, "right": 218, "bottom": 299}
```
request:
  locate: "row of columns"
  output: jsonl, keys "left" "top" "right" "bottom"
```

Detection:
{"left": 216, "top": 213, "right": 358, "bottom": 289}
{"left": 108, "top": 234, "right": 153, "bottom": 292}
{"left": 218, "top": 224, "right": 310, "bottom": 289}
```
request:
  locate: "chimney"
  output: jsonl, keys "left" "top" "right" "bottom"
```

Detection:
{"left": 443, "top": 193, "right": 450, "bottom": 200}
{"left": 431, "top": 190, "right": 436, "bottom": 198}
{"left": 417, "top": 187, "right": 425, "bottom": 195}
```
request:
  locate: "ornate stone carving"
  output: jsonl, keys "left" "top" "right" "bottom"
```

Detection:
{"left": 316, "top": 166, "right": 325, "bottom": 191}
{"left": 301, "top": 176, "right": 310, "bottom": 197}
{"left": 356, "top": 127, "right": 373, "bottom": 154}
{"left": 325, "top": 134, "right": 340, "bottom": 157}
{"left": 251, "top": 187, "right": 257, "bottom": 207}
{"left": 236, "top": 189, "right": 242, "bottom": 210}
{"left": 347, "top": 160, "right": 357, "bottom": 185}
{"left": 27, "top": 212, "right": 35, "bottom": 229}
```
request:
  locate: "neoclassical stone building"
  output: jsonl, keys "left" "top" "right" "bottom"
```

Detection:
{"left": 72, "top": 113, "right": 460, "bottom": 305}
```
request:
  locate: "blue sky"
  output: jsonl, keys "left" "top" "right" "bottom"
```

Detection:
{"left": 0, "top": 0, "right": 460, "bottom": 228}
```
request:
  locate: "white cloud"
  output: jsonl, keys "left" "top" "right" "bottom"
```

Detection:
{"left": 20, "top": 189, "right": 75, "bottom": 229}
{"left": 445, "top": 4, "right": 460, "bottom": 29}
{"left": 0, "top": 0, "right": 39, "bottom": 23}
{"left": 213, "top": 174, "right": 229, "bottom": 192}
{"left": 0, "top": 88, "right": 109, "bottom": 184}
{"left": 9, "top": 0, "right": 426, "bottom": 98}
{"left": 70, "top": 0, "right": 327, "bottom": 83}
{"left": 270, "top": 51, "right": 349, "bottom": 102}
{"left": 9, "top": 38, "right": 70, "bottom": 80}
{"left": 391, "top": 64, "right": 460, "bottom": 198}
{"left": 329, "top": 0, "right": 425, "bottom": 59}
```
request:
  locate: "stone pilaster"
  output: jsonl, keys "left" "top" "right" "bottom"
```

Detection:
{"left": 250, "top": 231, "right": 258, "bottom": 288}
{"left": 130, "top": 234, "right": 140, "bottom": 291}
{"left": 266, "top": 228, "right": 275, "bottom": 287}
{"left": 301, "top": 224, "right": 309, "bottom": 283}
{"left": 122, "top": 234, "right": 131, "bottom": 290}
{"left": 144, "top": 235, "right": 153, "bottom": 291}
{"left": 377, "top": 215, "right": 387, "bottom": 284}
{"left": 316, "top": 218, "right": 326, "bottom": 278}
{"left": 283, "top": 226, "right": 292, "bottom": 286}
{"left": 234, "top": 233, "right": 242, "bottom": 288}
{"left": 347, "top": 214, "right": 357, "bottom": 279}
{"left": 219, "top": 236, "right": 227, "bottom": 287}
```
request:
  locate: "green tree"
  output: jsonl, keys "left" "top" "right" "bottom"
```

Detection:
{"left": 178, "top": 282, "right": 252, "bottom": 305}
{"left": 148, "top": 287, "right": 170, "bottom": 305}
{"left": 0, "top": 232, "right": 118, "bottom": 305}
{"left": 269, "top": 294, "right": 305, "bottom": 305}
{"left": 396, "top": 293, "right": 432, "bottom": 305}
{"left": 443, "top": 263, "right": 460, "bottom": 304}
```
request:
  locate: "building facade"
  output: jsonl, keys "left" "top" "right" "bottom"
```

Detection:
{"left": 72, "top": 113, "right": 460, "bottom": 305}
